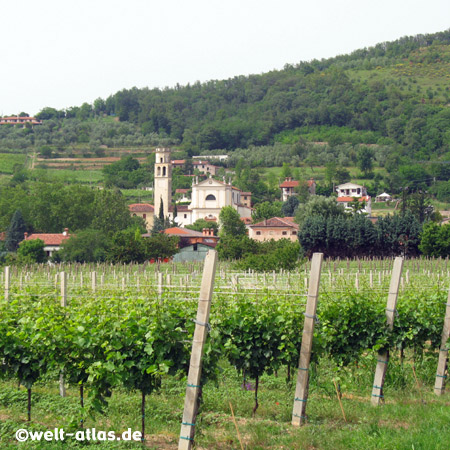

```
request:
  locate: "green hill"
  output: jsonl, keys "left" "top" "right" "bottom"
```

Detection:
{"left": 1, "top": 29, "right": 450, "bottom": 163}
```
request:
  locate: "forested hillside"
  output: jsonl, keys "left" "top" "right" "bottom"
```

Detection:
{"left": 27, "top": 30, "right": 450, "bottom": 155}
{"left": 1, "top": 29, "right": 450, "bottom": 170}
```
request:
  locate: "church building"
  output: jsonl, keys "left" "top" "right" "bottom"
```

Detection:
{"left": 130, "top": 148, "right": 252, "bottom": 230}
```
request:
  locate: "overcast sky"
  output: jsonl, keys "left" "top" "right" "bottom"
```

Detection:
{"left": 1, "top": 0, "right": 449, "bottom": 115}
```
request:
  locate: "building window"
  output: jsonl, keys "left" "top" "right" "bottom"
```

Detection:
{"left": 193, "top": 244, "right": 198, "bottom": 251}
{"left": 292, "top": 231, "right": 297, "bottom": 235}
{"left": 205, "top": 194, "right": 216, "bottom": 201}
{"left": 282, "top": 231, "right": 287, "bottom": 235}
{"left": 256, "top": 231, "right": 261, "bottom": 235}
{"left": 143, "top": 214, "right": 146, "bottom": 219}
{"left": 184, "top": 214, "right": 187, "bottom": 218}
{"left": 163, "top": 166, "right": 166, "bottom": 176}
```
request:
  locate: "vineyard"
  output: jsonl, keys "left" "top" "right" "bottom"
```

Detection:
{"left": 0, "top": 256, "right": 449, "bottom": 449}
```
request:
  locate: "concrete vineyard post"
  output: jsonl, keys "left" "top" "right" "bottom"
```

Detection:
{"left": 292, "top": 253, "right": 323, "bottom": 426}
{"left": 434, "top": 287, "right": 450, "bottom": 395}
{"left": 59, "top": 271, "right": 67, "bottom": 397}
{"left": 371, "top": 257, "right": 403, "bottom": 406}
{"left": 4, "top": 266, "right": 10, "bottom": 301}
{"left": 178, "top": 250, "right": 218, "bottom": 450}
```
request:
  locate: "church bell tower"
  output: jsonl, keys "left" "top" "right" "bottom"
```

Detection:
{"left": 154, "top": 148, "right": 172, "bottom": 218}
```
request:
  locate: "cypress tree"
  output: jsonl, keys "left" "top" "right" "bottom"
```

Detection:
{"left": 5, "top": 209, "right": 27, "bottom": 252}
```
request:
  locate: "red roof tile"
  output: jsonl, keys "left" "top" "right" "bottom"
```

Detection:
{"left": 250, "top": 217, "right": 298, "bottom": 229}
{"left": 25, "top": 233, "right": 71, "bottom": 246}
{"left": 280, "top": 180, "right": 299, "bottom": 188}
{"left": 128, "top": 203, "right": 154, "bottom": 212}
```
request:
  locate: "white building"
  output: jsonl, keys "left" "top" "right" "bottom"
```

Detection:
{"left": 336, "top": 182, "right": 367, "bottom": 198}
{"left": 174, "top": 176, "right": 252, "bottom": 227}
{"left": 336, "top": 182, "right": 371, "bottom": 215}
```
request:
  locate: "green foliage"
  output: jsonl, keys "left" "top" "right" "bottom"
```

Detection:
{"left": 281, "top": 195, "right": 300, "bottom": 217}
{"left": 235, "top": 240, "right": 301, "bottom": 271}
{"left": 58, "top": 229, "right": 111, "bottom": 262}
{"left": 17, "top": 238, "right": 46, "bottom": 264}
{"left": 145, "top": 233, "right": 179, "bottom": 260}
{"left": 5, "top": 209, "right": 27, "bottom": 252}
{"left": 295, "top": 196, "right": 346, "bottom": 227}
{"left": 299, "top": 212, "right": 422, "bottom": 258}
{"left": 103, "top": 156, "right": 151, "bottom": 189}
{"left": 252, "top": 201, "right": 283, "bottom": 222}
{"left": 219, "top": 206, "right": 247, "bottom": 237}
{"left": 216, "top": 235, "right": 258, "bottom": 261}
{"left": 106, "top": 228, "right": 178, "bottom": 263}
{"left": 185, "top": 218, "right": 219, "bottom": 235}
{"left": 419, "top": 222, "right": 450, "bottom": 257}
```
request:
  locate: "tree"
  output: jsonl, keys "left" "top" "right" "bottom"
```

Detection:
{"left": 145, "top": 234, "right": 179, "bottom": 260}
{"left": 91, "top": 190, "right": 133, "bottom": 235}
{"left": 419, "top": 222, "right": 450, "bottom": 257}
{"left": 58, "top": 229, "right": 111, "bottom": 262}
{"left": 252, "top": 201, "right": 283, "bottom": 222}
{"left": 185, "top": 219, "right": 219, "bottom": 235}
{"left": 219, "top": 206, "right": 247, "bottom": 237}
{"left": 17, "top": 239, "right": 46, "bottom": 264}
{"left": 294, "top": 196, "right": 346, "bottom": 227}
{"left": 281, "top": 196, "right": 300, "bottom": 217}
{"left": 216, "top": 235, "right": 258, "bottom": 260}
{"left": 5, "top": 209, "right": 27, "bottom": 252}
{"left": 107, "top": 228, "right": 148, "bottom": 264}
{"left": 357, "top": 146, "right": 374, "bottom": 176}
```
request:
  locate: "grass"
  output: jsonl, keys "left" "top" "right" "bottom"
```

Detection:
{"left": 0, "top": 355, "right": 448, "bottom": 449}
{"left": 0, "top": 153, "right": 27, "bottom": 174}
{"left": 121, "top": 189, "right": 153, "bottom": 203}
{"left": 31, "top": 169, "right": 104, "bottom": 184}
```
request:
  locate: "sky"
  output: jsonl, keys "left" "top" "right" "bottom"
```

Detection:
{"left": 1, "top": 0, "right": 449, "bottom": 116}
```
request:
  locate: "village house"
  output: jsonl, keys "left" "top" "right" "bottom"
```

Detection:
{"left": 192, "top": 160, "right": 218, "bottom": 176}
{"left": 335, "top": 182, "right": 371, "bottom": 215}
{"left": 128, "top": 203, "right": 154, "bottom": 229}
{"left": 0, "top": 116, "right": 42, "bottom": 126}
{"left": 279, "top": 177, "right": 316, "bottom": 201}
{"left": 23, "top": 228, "right": 71, "bottom": 257}
{"left": 248, "top": 217, "right": 299, "bottom": 242}
{"left": 336, "top": 182, "right": 367, "bottom": 197}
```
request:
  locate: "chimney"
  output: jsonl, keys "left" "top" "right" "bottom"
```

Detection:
{"left": 202, "top": 228, "right": 207, "bottom": 236}
{"left": 63, "top": 228, "right": 69, "bottom": 236}
{"left": 24, "top": 232, "right": 28, "bottom": 239}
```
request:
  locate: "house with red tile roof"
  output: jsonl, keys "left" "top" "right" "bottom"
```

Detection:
{"left": 248, "top": 217, "right": 299, "bottom": 242}
{"left": 23, "top": 228, "right": 71, "bottom": 257}
{"left": 128, "top": 203, "right": 155, "bottom": 229}
{"left": 335, "top": 183, "right": 371, "bottom": 215}
{"left": 280, "top": 177, "right": 316, "bottom": 201}
{"left": 0, "top": 116, "right": 42, "bottom": 126}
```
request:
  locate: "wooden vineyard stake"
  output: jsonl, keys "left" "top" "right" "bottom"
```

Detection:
{"left": 59, "top": 271, "right": 67, "bottom": 397}
{"left": 371, "top": 256, "right": 403, "bottom": 406}
{"left": 4, "top": 266, "right": 10, "bottom": 301}
{"left": 434, "top": 287, "right": 450, "bottom": 395}
{"left": 178, "top": 250, "right": 218, "bottom": 450}
{"left": 292, "top": 252, "right": 323, "bottom": 426}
